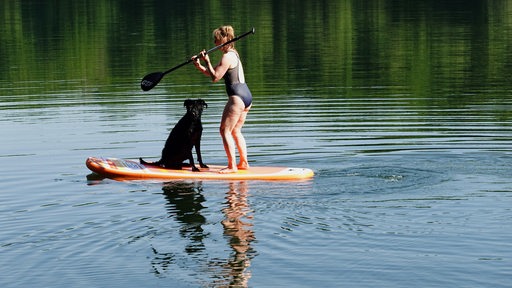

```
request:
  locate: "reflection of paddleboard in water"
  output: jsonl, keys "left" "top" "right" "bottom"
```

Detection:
{"left": 86, "top": 157, "right": 314, "bottom": 181}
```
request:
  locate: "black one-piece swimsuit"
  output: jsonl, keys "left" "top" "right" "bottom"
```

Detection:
{"left": 223, "top": 50, "right": 252, "bottom": 108}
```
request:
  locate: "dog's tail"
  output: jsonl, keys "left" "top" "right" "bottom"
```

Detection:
{"left": 139, "top": 157, "right": 160, "bottom": 166}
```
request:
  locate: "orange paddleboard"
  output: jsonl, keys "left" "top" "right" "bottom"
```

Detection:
{"left": 86, "top": 157, "right": 314, "bottom": 181}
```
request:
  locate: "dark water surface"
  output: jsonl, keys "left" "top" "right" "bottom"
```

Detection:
{"left": 1, "top": 1, "right": 512, "bottom": 287}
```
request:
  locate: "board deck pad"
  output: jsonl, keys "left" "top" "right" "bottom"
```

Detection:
{"left": 86, "top": 157, "right": 314, "bottom": 181}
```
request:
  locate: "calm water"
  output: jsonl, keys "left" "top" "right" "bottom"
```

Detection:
{"left": 1, "top": 1, "right": 512, "bottom": 287}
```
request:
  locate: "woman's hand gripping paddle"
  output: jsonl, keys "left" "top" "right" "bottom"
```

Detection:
{"left": 140, "top": 27, "right": 255, "bottom": 91}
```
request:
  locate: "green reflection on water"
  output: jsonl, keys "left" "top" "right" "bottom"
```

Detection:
{"left": 1, "top": 0, "right": 511, "bottom": 109}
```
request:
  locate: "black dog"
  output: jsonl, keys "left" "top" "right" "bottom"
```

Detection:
{"left": 140, "top": 99, "right": 208, "bottom": 171}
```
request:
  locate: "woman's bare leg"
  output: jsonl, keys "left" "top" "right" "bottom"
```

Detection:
{"left": 233, "top": 106, "right": 250, "bottom": 170}
{"left": 219, "top": 96, "right": 246, "bottom": 173}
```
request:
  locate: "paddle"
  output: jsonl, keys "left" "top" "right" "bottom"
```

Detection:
{"left": 140, "top": 27, "right": 255, "bottom": 91}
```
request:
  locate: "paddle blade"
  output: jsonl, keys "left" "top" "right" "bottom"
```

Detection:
{"left": 141, "top": 72, "right": 164, "bottom": 91}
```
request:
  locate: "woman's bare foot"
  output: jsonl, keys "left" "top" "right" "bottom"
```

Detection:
{"left": 237, "top": 162, "right": 249, "bottom": 170}
{"left": 219, "top": 167, "right": 238, "bottom": 174}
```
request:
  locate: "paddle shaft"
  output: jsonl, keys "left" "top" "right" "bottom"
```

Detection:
{"left": 140, "top": 27, "right": 255, "bottom": 91}
{"left": 164, "top": 27, "right": 255, "bottom": 76}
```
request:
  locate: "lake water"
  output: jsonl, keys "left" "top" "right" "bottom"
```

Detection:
{"left": 1, "top": 1, "right": 512, "bottom": 287}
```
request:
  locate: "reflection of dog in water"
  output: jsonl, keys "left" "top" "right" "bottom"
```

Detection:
{"left": 150, "top": 181, "right": 207, "bottom": 276}
{"left": 140, "top": 99, "right": 209, "bottom": 171}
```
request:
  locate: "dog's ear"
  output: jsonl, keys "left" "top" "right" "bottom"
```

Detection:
{"left": 201, "top": 99, "right": 207, "bottom": 109}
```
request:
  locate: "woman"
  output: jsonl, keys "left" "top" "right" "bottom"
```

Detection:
{"left": 193, "top": 25, "right": 252, "bottom": 174}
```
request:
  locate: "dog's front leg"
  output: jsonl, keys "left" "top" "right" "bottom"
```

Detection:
{"left": 187, "top": 151, "right": 200, "bottom": 172}
{"left": 194, "top": 142, "right": 209, "bottom": 169}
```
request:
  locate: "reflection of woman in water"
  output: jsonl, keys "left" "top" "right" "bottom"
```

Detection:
{"left": 222, "top": 181, "right": 255, "bottom": 287}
